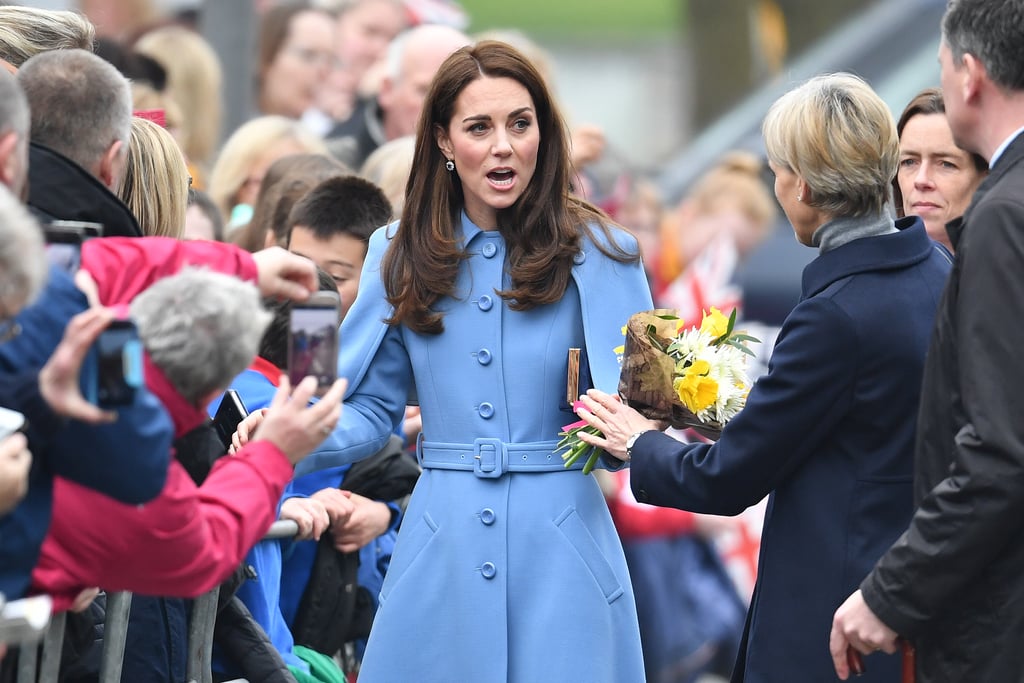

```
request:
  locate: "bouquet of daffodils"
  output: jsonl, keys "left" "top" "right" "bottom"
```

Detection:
{"left": 557, "top": 307, "right": 759, "bottom": 473}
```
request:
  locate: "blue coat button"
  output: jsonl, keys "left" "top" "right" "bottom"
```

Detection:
{"left": 478, "top": 402, "right": 494, "bottom": 419}
{"left": 573, "top": 251, "right": 586, "bottom": 265}
{"left": 481, "top": 561, "right": 497, "bottom": 579}
{"left": 477, "top": 348, "right": 492, "bottom": 365}
{"left": 480, "top": 508, "right": 496, "bottom": 525}
{"left": 482, "top": 242, "right": 498, "bottom": 258}
{"left": 477, "top": 294, "right": 493, "bottom": 311}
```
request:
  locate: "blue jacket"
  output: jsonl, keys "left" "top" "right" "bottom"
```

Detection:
{"left": 331, "top": 216, "right": 651, "bottom": 683}
{"left": 629, "top": 218, "right": 950, "bottom": 682}
{"left": 0, "top": 266, "right": 172, "bottom": 598}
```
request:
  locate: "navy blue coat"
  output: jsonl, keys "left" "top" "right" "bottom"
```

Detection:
{"left": 629, "top": 218, "right": 950, "bottom": 682}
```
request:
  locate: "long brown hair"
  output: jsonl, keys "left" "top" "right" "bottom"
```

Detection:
{"left": 382, "top": 40, "right": 638, "bottom": 334}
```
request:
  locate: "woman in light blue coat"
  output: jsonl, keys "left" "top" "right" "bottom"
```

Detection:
{"left": 317, "top": 41, "right": 651, "bottom": 682}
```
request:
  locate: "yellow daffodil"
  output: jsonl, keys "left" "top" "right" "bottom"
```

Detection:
{"left": 673, "top": 359, "right": 719, "bottom": 413}
{"left": 613, "top": 344, "right": 625, "bottom": 355}
{"left": 699, "top": 307, "right": 729, "bottom": 339}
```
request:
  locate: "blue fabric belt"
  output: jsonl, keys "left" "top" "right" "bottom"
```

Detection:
{"left": 417, "top": 437, "right": 580, "bottom": 478}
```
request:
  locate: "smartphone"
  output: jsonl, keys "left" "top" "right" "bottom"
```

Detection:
{"left": 0, "top": 594, "right": 52, "bottom": 646}
{"left": 83, "top": 320, "right": 145, "bottom": 406}
{"left": 287, "top": 291, "right": 341, "bottom": 388}
{"left": 0, "top": 407, "right": 25, "bottom": 441}
{"left": 42, "top": 224, "right": 84, "bottom": 275}
{"left": 49, "top": 220, "right": 103, "bottom": 240}
{"left": 212, "top": 390, "right": 249, "bottom": 451}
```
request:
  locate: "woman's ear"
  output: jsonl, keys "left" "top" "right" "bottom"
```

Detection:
{"left": 435, "top": 124, "right": 452, "bottom": 160}
{"left": 796, "top": 176, "right": 812, "bottom": 204}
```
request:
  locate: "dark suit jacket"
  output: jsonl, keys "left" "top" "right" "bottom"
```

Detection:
{"left": 629, "top": 217, "right": 950, "bottom": 682}
{"left": 862, "top": 133, "right": 1024, "bottom": 682}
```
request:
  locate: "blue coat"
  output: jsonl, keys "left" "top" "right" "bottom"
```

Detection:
{"left": 330, "top": 215, "right": 651, "bottom": 683}
{"left": 629, "top": 218, "right": 950, "bottom": 682}
{"left": 0, "top": 266, "right": 172, "bottom": 598}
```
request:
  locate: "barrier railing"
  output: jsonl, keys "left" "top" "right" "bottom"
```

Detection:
{"left": 12, "top": 519, "right": 300, "bottom": 683}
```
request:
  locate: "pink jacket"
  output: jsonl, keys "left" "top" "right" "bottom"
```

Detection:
{"left": 31, "top": 238, "right": 293, "bottom": 610}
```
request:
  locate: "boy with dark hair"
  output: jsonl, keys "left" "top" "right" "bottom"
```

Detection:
{"left": 286, "top": 176, "right": 393, "bottom": 319}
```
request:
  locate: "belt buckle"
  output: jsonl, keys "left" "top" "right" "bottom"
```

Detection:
{"left": 473, "top": 438, "right": 507, "bottom": 479}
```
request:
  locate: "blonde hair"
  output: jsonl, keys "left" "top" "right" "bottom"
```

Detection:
{"left": 0, "top": 6, "right": 94, "bottom": 67}
{"left": 688, "top": 151, "right": 776, "bottom": 232}
{"left": 117, "top": 117, "right": 189, "bottom": 238}
{"left": 763, "top": 72, "right": 897, "bottom": 217}
{"left": 134, "top": 25, "right": 223, "bottom": 169}
{"left": 359, "top": 135, "right": 414, "bottom": 214}
{"left": 131, "top": 82, "right": 183, "bottom": 137}
{"left": 207, "top": 115, "right": 327, "bottom": 221}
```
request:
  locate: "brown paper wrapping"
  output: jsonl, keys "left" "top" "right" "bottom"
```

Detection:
{"left": 617, "top": 309, "right": 723, "bottom": 439}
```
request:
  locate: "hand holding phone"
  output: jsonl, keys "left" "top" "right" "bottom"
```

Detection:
{"left": 287, "top": 291, "right": 341, "bottom": 388}
{"left": 81, "top": 319, "right": 144, "bottom": 407}
{"left": 212, "top": 390, "right": 249, "bottom": 451}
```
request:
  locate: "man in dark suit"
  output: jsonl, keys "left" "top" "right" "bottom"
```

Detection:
{"left": 830, "top": 1, "right": 1024, "bottom": 680}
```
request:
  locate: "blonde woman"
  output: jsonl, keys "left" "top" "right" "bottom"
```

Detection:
{"left": 207, "top": 115, "right": 327, "bottom": 232}
{"left": 577, "top": 73, "right": 952, "bottom": 683}
{"left": 117, "top": 117, "right": 190, "bottom": 239}
{"left": 134, "top": 25, "right": 224, "bottom": 181}
{"left": 0, "top": 6, "right": 94, "bottom": 69}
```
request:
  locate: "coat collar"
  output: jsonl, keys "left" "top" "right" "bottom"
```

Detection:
{"left": 26, "top": 142, "right": 143, "bottom": 238}
{"left": 801, "top": 216, "right": 933, "bottom": 299}
{"left": 948, "top": 132, "right": 1024, "bottom": 251}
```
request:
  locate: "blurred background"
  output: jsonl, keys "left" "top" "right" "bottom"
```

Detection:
{"left": 14, "top": 0, "right": 948, "bottom": 327}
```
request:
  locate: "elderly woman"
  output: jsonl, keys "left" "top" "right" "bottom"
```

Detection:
{"left": 893, "top": 87, "right": 987, "bottom": 253}
{"left": 577, "top": 73, "right": 951, "bottom": 682}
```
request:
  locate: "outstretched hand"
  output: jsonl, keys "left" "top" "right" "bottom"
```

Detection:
{"left": 574, "top": 389, "right": 662, "bottom": 461}
{"left": 251, "top": 246, "right": 318, "bottom": 302}
{"left": 254, "top": 375, "right": 347, "bottom": 465}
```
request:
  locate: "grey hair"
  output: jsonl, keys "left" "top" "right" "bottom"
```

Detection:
{"left": 0, "top": 68, "right": 29, "bottom": 139}
{"left": 942, "top": 0, "right": 1024, "bottom": 91}
{"left": 0, "top": 6, "right": 95, "bottom": 68}
{"left": 0, "top": 183, "right": 46, "bottom": 309}
{"left": 130, "top": 268, "right": 272, "bottom": 404}
{"left": 17, "top": 49, "right": 131, "bottom": 172}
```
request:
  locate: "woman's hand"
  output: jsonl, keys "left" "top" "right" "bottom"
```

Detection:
{"left": 575, "top": 389, "right": 662, "bottom": 461}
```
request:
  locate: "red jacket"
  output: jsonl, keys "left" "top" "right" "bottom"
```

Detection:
{"left": 31, "top": 238, "right": 292, "bottom": 610}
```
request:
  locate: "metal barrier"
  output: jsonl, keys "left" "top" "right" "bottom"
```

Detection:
{"left": 15, "top": 519, "right": 300, "bottom": 683}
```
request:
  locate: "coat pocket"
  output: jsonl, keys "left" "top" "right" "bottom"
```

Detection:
{"left": 378, "top": 511, "right": 438, "bottom": 604}
{"left": 555, "top": 506, "right": 625, "bottom": 604}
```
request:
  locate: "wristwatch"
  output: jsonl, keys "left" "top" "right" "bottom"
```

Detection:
{"left": 625, "top": 430, "right": 648, "bottom": 461}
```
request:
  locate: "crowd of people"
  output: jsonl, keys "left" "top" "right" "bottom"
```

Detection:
{"left": 0, "top": 0, "right": 1022, "bottom": 682}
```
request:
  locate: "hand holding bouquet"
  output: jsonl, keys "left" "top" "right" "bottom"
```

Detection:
{"left": 558, "top": 307, "right": 759, "bottom": 471}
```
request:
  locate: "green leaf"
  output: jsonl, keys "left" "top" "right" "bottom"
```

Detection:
{"left": 724, "top": 338, "right": 758, "bottom": 357}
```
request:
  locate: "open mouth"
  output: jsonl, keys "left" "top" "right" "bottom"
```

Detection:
{"left": 487, "top": 169, "right": 515, "bottom": 186}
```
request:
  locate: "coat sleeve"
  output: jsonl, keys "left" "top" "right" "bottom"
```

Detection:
{"left": 861, "top": 195, "right": 1024, "bottom": 637}
{"left": 81, "top": 237, "right": 258, "bottom": 305}
{"left": 294, "top": 226, "right": 412, "bottom": 476}
{"left": 628, "top": 295, "right": 859, "bottom": 515}
{"left": 33, "top": 441, "right": 293, "bottom": 601}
